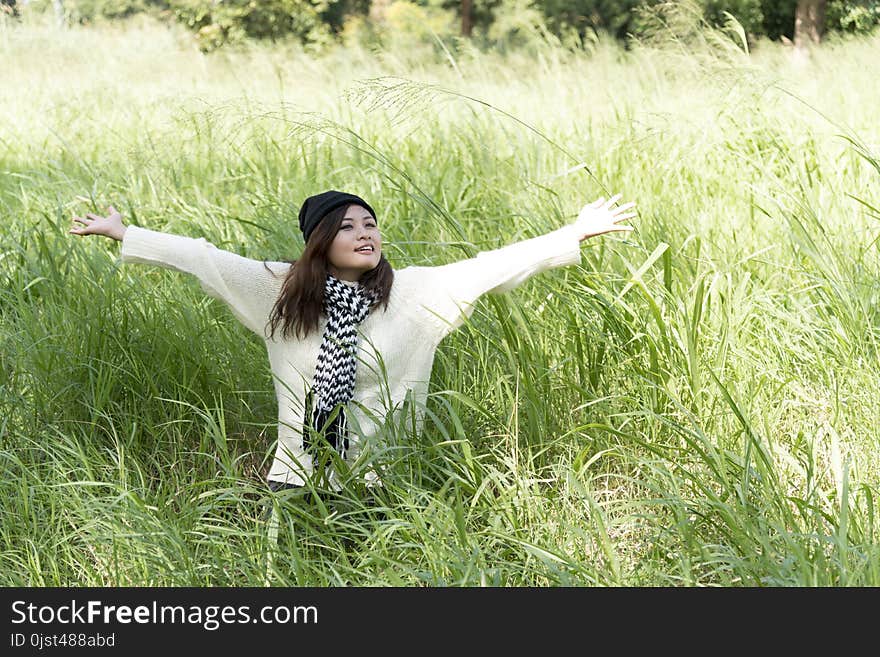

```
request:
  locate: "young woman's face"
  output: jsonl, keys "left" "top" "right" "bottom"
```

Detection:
{"left": 326, "top": 204, "right": 382, "bottom": 281}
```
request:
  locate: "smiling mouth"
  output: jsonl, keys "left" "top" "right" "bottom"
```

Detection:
{"left": 355, "top": 246, "right": 375, "bottom": 254}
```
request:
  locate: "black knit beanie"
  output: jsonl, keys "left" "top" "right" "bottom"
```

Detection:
{"left": 298, "top": 190, "right": 377, "bottom": 244}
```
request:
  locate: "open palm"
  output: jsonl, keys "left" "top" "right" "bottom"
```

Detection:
{"left": 575, "top": 194, "right": 636, "bottom": 241}
{"left": 69, "top": 206, "right": 127, "bottom": 241}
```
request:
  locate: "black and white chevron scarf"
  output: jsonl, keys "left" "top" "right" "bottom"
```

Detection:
{"left": 303, "top": 274, "right": 381, "bottom": 464}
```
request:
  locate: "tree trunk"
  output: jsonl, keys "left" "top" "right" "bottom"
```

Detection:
{"left": 369, "top": 0, "right": 389, "bottom": 23}
{"left": 461, "top": 0, "right": 473, "bottom": 38}
{"left": 794, "top": 0, "right": 826, "bottom": 48}
{"left": 1, "top": 1, "right": 19, "bottom": 19}
{"left": 52, "top": 0, "right": 64, "bottom": 28}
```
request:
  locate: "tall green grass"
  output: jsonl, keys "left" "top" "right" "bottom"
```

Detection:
{"left": 1, "top": 11, "right": 878, "bottom": 585}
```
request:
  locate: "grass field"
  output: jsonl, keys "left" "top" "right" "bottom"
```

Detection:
{"left": 1, "top": 10, "right": 878, "bottom": 586}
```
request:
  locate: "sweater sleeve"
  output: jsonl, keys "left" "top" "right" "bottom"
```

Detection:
{"left": 413, "top": 222, "right": 583, "bottom": 339}
{"left": 118, "top": 225, "right": 287, "bottom": 338}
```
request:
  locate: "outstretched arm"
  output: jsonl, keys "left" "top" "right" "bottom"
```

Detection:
{"left": 414, "top": 195, "right": 636, "bottom": 339}
{"left": 70, "top": 205, "right": 286, "bottom": 338}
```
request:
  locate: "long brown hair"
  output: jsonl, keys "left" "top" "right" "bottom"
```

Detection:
{"left": 263, "top": 204, "right": 394, "bottom": 341}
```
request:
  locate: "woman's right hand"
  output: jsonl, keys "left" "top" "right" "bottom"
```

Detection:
{"left": 574, "top": 194, "right": 636, "bottom": 242}
{"left": 70, "top": 205, "right": 127, "bottom": 241}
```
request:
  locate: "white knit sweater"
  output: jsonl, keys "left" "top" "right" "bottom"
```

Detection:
{"left": 119, "top": 221, "right": 584, "bottom": 487}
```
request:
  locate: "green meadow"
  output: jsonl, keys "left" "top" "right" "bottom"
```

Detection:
{"left": 1, "top": 12, "right": 878, "bottom": 586}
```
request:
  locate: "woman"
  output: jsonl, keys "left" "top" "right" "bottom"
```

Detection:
{"left": 70, "top": 190, "right": 635, "bottom": 493}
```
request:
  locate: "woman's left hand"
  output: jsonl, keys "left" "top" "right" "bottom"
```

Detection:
{"left": 574, "top": 194, "right": 636, "bottom": 242}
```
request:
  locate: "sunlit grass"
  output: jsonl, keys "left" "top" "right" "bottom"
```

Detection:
{"left": 1, "top": 12, "right": 878, "bottom": 586}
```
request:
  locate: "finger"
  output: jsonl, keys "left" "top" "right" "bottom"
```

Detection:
{"left": 86, "top": 213, "right": 102, "bottom": 220}
{"left": 601, "top": 221, "right": 635, "bottom": 230}
{"left": 614, "top": 201, "right": 636, "bottom": 213}
{"left": 603, "top": 193, "right": 622, "bottom": 209}
{"left": 71, "top": 216, "right": 89, "bottom": 225}
{"left": 108, "top": 205, "right": 117, "bottom": 214}
{"left": 590, "top": 197, "right": 605, "bottom": 209}
{"left": 613, "top": 212, "right": 637, "bottom": 222}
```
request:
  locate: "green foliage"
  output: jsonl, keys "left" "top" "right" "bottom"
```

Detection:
{"left": 485, "top": 0, "right": 550, "bottom": 48}
{"left": 340, "top": 1, "right": 457, "bottom": 51}
{"left": 1, "top": 0, "right": 19, "bottom": 18}
{"left": 538, "top": 0, "right": 647, "bottom": 40}
{"left": 827, "top": 0, "right": 880, "bottom": 34}
{"left": 758, "top": 0, "right": 796, "bottom": 40}
{"left": 166, "top": 0, "right": 338, "bottom": 51}
{"left": 437, "top": 0, "right": 504, "bottom": 35}
{"left": 57, "top": 0, "right": 167, "bottom": 23}
{"left": 14, "top": 0, "right": 880, "bottom": 46}
{"left": 322, "top": 0, "right": 371, "bottom": 33}
{"left": 3, "top": 17, "right": 880, "bottom": 586}
{"left": 501, "top": 0, "right": 880, "bottom": 44}
{"left": 700, "top": 0, "right": 763, "bottom": 35}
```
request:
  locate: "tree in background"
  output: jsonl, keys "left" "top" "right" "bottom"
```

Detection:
{"left": 538, "top": 0, "right": 646, "bottom": 41}
{"left": 437, "top": 0, "right": 501, "bottom": 37}
{"left": 701, "top": 0, "right": 764, "bottom": 35}
{"left": 826, "top": 0, "right": 880, "bottom": 33}
{"left": 12, "top": 0, "right": 880, "bottom": 47}
{"left": 57, "top": 0, "right": 166, "bottom": 23}
{"left": 533, "top": 0, "right": 880, "bottom": 44}
{"left": 795, "top": 0, "right": 827, "bottom": 45}
{"left": 756, "top": 0, "right": 797, "bottom": 40}
{"left": 462, "top": 0, "right": 472, "bottom": 35}
{"left": 165, "top": 0, "right": 347, "bottom": 51}
{"left": 1, "top": 0, "right": 19, "bottom": 17}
